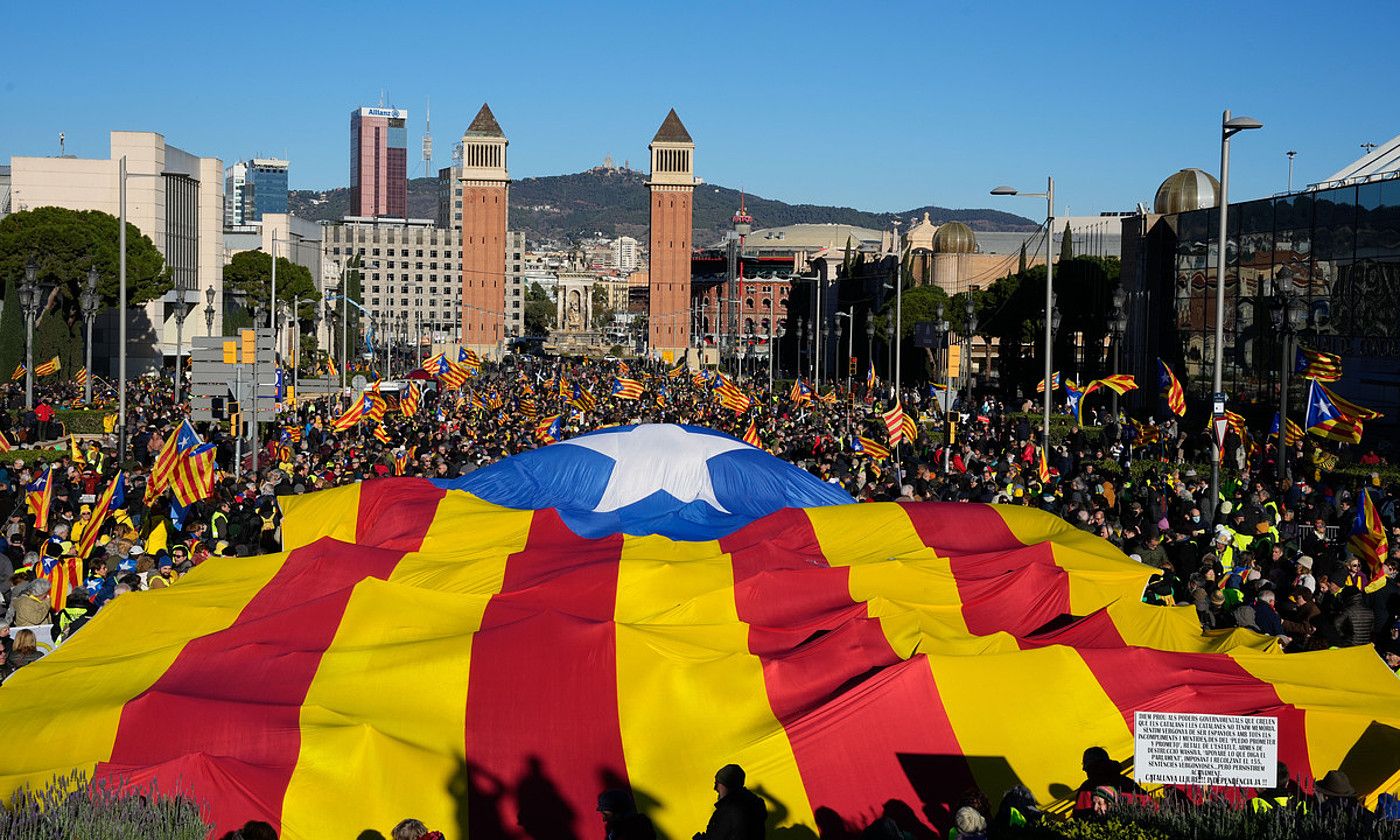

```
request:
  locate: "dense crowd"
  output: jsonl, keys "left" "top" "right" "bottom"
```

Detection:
{"left": 1, "top": 354, "right": 1398, "bottom": 682}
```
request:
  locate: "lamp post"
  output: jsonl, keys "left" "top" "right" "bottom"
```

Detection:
{"left": 1272, "top": 288, "right": 1304, "bottom": 480}
{"left": 172, "top": 278, "right": 193, "bottom": 406}
{"left": 204, "top": 286, "right": 216, "bottom": 337}
{"left": 19, "top": 259, "right": 44, "bottom": 411}
{"left": 797, "top": 318, "right": 808, "bottom": 380}
{"left": 1108, "top": 287, "right": 1128, "bottom": 418}
{"left": 935, "top": 304, "right": 951, "bottom": 473}
{"left": 81, "top": 268, "right": 100, "bottom": 406}
{"left": 963, "top": 294, "right": 978, "bottom": 411}
{"left": 1211, "top": 110, "right": 1264, "bottom": 510}
{"left": 892, "top": 220, "right": 903, "bottom": 405}
{"left": 992, "top": 176, "right": 1055, "bottom": 448}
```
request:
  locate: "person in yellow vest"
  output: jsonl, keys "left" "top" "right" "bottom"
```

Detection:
{"left": 70, "top": 505, "right": 93, "bottom": 548}
{"left": 85, "top": 443, "right": 104, "bottom": 475}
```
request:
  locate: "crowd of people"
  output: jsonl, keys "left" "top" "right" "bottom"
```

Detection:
{"left": 0, "top": 353, "right": 1397, "bottom": 834}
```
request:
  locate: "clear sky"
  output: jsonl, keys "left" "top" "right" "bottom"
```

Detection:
{"left": 4, "top": 0, "right": 1395, "bottom": 217}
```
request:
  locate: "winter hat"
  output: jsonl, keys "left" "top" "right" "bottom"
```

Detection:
{"left": 714, "top": 764, "right": 746, "bottom": 788}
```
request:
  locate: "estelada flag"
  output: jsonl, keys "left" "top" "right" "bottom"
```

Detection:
{"left": 789, "top": 379, "right": 812, "bottom": 405}
{"left": 854, "top": 435, "right": 891, "bottom": 459}
{"left": 25, "top": 466, "right": 54, "bottom": 531}
{"left": 1349, "top": 488, "right": 1389, "bottom": 578}
{"left": 1304, "top": 380, "right": 1362, "bottom": 443}
{"left": 373, "top": 424, "right": 392, "bottom": 445}
{"left": 900, "top": 412, "right": 917, "bottom": 444}
{"left": 171, "top": 443, "right": 217, "bottom": 507}
{"left": 1157, "top": 360, "right": 1186, "bottom": 417}
{"left": 667, "top": 361, "right": 685, "bottom": 378}
{"left": 1317, "top": 381, "right": 1382, "bottom": 420}
{"left": 34, "top": 356, "right": 61, "bottom": 377}
{"left": 742, "top": 419, "right": 761, "bottom": 447}
{"left": 535, "top": 414, "right": 562, "bottom": 443}
{"left": 5, "top": 424, "right": 1400, "bottom": 839}
{"left": 611, "top": 378, "right": 644, "bottom": 401}
{"left": 400, "top": 383, "right": 421, "bottom": 418}
{"left": 1295, "top": 346, "right": 1342, "bottom": 382}
{"left": 9, "top": 363, "right": 24, "bottom": 381}
{"left": 1038, "top": 446, "right": 1051, "bottom": 483}
{"left": 1036, "top": 371, "right": 1061, "bottom": 393}
{"left": 148, "top": 420, "right": 201, "bottom": 501}
{"left": 76, "top": 471, "right": 124, "bottom": 560}
{"left": 74, "top": 368, "right": 88, "bottom": 386}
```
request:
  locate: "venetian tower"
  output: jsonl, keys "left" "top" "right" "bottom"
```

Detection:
{"left": 459, "top": 103, "right": 509, "bottom": 356}
{"left": 646, "top": 109, "right": 695, "bottom": 360}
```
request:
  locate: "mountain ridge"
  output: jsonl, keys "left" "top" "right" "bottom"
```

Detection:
{"left": 287, "top": 168, "right": 1038, "bottom": 246}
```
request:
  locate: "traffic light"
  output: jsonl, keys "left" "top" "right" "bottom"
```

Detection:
{"left": 229, "top": 400, "right": 242, "bottom": 436}
{"left": 848, "top": 355, "right": 857, "bottom": 377}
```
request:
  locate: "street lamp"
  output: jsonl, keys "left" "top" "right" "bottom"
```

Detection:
{"left": 80, "top": 267, "right": 100, "bottom": 406}
{"left": 172, "top": 277, "right": 194, "bottom": 406}
{"left": 204, "top": 286, "right": 216, "bottom": 337}
{"left": 797, "top": 318, "right": 808, "bottom": 379}
{"left": 865, "top": 318, "right": 875, "bottom": 386}
{"left": 934, "top": 304, "right": 951, "bottom": 473}
{"left": 18, "top": 259, "right": 49, "bottom": 411}
{"left": 993, "top": 176, "right": 1055, "bottom": 447}
{"left": 963, "top": 294, "right": 978, "bottom": 411}
{"left": 1211, "top": 110, "right": 1264, "bottom": 510}
{"left": 1272, "top": 287, "right": 1305, "bottom": 480}
{"left": 1109, "top": 287, "right": 1128, "bottom": 418}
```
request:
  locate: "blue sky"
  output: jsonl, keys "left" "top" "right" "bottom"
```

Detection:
{"left": 4, "top": 0, "right": 1395, "bottom": 216}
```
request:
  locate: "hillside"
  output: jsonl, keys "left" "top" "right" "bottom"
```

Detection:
{"left": 288, "top": 168, "right": 1037, "bottom": 246}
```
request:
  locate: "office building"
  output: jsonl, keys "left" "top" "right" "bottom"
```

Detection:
{"left": 224, "top": 157, "right": 290, "bottom": 226}
{"left": 350, "top": 106, "right": 409, "bottom": 218}
{"left": 322, "top": 218, "right": 525, "bottom": 349}
{"left": 614, "top": 235, "right": 640, "bottom": 274}
{"left": 8, "top": 131, "right": 224, "bottom": 373}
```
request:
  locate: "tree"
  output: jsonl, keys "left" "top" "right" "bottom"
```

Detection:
{"left": 221, "top": 249, "right": 321, "bottom": 316}
{"left": 1018, "top": 241, "right": 1028, "bottom": 274}
{"left": 0, "top": 206, "right": 169, "bottom": 335}
{"left": 0, "top": 273, "right": 22, "bottom": 378}
{"left": 524, "top": 282, "right": 556, "bottom": 336}
{"left": 591, "top": 282, "right": 615, "bottom": 330}
{"left": 1060, "top": 225, "right": 1074, "bottom": 262}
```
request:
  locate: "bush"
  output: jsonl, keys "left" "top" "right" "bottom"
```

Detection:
{"left": 1013, "top": 799, "right": 1400, "bottom": 840}
{"left": 2, "top": 447, "right": 70, "bottom": 464}
{"left": 1, "top": 771, "right": 211, "bottom": 839}
{"left": 54, "top": 408, "right": 110, "bottom": 434}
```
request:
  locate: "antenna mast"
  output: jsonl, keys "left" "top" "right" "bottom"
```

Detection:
{"left": 422, "top": 97, "right": 433, "bottom": 177}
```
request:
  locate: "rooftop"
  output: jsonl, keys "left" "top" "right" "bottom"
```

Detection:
{"left": 652, "top": 109, "right": 692, "bottom": 144}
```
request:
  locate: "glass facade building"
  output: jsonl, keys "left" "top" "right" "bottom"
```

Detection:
{"left": 1125, "top": 177, "right": 1400, "bottom": 433}
{"left": 245, "top": 158, "right": 289, "bottom": 220}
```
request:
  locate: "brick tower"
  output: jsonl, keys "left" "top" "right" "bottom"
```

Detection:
{"left": 647, "top": 108, "right": 695, "bottom": 361}
{"left": 459, "top": 103, "right": 509, "bottom": 356}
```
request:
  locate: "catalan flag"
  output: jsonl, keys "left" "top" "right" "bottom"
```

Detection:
{"left": 34, "top": 355, "right": 61, "bottom": 377}
{"left": 712, "top": 375, "right": 752, "bottom": 414}
{"left": 865, "top": 364, "right": 877, "bottom": 393}
{"left": 854, "top": 435, "right": 891, "bottom": 459}
{"left": 535, "top": 414, "right": 562, "bottom": 444}
{"left": 70, "top": 435, "right": 87, "bottom": 466}
{"left": 4, "top": 423, "right": 1400, "bottom": 839}
{"left": 1317, "top": 381, "right": 1382, "bottom": 421}
{"left": 439, "top": 361, "right": 471, "bottom": 390}
{"left": 667, "top": 361, "right": 685, "bottom": 379}
{"left": 1085, "top": 374, "right": 1138, "bottom": 397}
{"left": 10, "top": 363, "right": 24, "bottom": 381}
{"left": 900, "top": 411, "right": 917, "bottom": 444}
{"left": 326, "top": 357, "right": 338, "bottom": 377}
{"left": 617, "top": 360, "right": 630, "bottom": 376}
{"left": 400, "top": 383, "right": 422, "bottom": 417}
{"left": 1224, "top": 410, "right": 1248, "bottom": 442}
{"left": 1064, "top": 380, "right": 1085, "bottom": 425}
{"left": 816, "top": 389, "right": 838, "bottom": 405}
{"left": 147, "top": 420, "right": 202, "bottom": 501}
{"left": 25, "top": 466, "right": 54, "bottom": 531}
{"left": 74, "top": 368, "right": 88, "bottom": 386}
{"left": 611, "top": 378, "right": 644, "bottom": 401}
{"left": 742, "top": 419, "right": 761, "bottom": 447}
{"left": 1036, "top": 371, "right": 1061, "bottom": 393}
{"left": 1269, "top": 413, "right": 1303, "bottom": 447}
{"left": 171, "top": 442, "right": 217, "bottom": 507}
{"left": 518, "top": 396, "right": 538, "bottom": 421}
{"left": 1131, "top": 418, "right": 1163, "bottom": 445}
{"left": 568, "top": 382, "right": 597, "bottom": 412}
{"left": 789, "top": 379, "right": 812, "bottom": 405}
{"left": 332, "top": 393, "right": 380, "bottom": 432}
{"left": 421, "top": 352, "right": 447, "bottom": 374}
{"left": 1038, "top": 446, "right": 1051, "bottom": 483}
{"left": 1295, "top": 346, "right": 1342, "bottom": 382}
{"left": 76, "top": 471, "right": 124, "bottom": 559}
{"left": 283, "top": 424, "right": 304, "bottom": 444}
{"left": 392, "top": 450, "right": 409, "bottom": 476}
{"left": 459, "top": 347, "right": 482, "bottom": 369}
{"left": 1304, "top": 380, "right": 1363, "bottom": 443}
{"left": 373, "top": 424, "right": 392, "bottom": 445}
{"left": 1349, "top": 489, "right": 1390, "bottom": 579}
{"left": 883, "top": 403, "right": 906, "bottom": 447}
{"left": 1158, "top": 359, "right": 1186, "bottom": 417}
{"left": 0, "top": 432, "right": 10, "bottom": 453}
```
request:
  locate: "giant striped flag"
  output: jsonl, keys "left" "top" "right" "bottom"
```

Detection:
{"left": 1348, "top": 489, "right": 1389, "bottom": 579}
{"left": 1158, "top": 360, "right": 1186, "bottom": 417}
{"left": 1295, "top": 346, "right": 1342, "bottom": 382}
{"left": 1, "top": 424, "right": 1399, "bottom": 839}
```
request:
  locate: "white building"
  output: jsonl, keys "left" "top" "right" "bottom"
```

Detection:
{"left": 322, "top": 218, "right": 526, "bottom": 349}
{"left": 614, "top": 235, "right": 640, "bottom": 274}
{"left": 8, "top": 131, "right": 224, "bottom": 374}
{"left": 224, "top": 161, "right": 247, "bottom": 227}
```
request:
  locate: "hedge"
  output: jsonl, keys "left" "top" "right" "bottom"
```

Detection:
{"left": 0, "top": 772, "right": 211, "bottom": 839}
{"left": 1, "top": 447, "right": 71, "bottom": 464}
{"left": 1011, "top": 799, "right": 1400, "bottom": 840}
{"left": 54, "top": 408, "right": 111, "bottom": 434}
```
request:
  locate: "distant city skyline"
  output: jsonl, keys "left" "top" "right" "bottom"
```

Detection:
{"left": 3, "top": 0, "right": 1395, "bottom": 216}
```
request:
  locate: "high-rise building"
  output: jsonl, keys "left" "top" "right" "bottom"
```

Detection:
{"left": 614, "top": 235, "right": 640, "bottom": 274}
{"left": 457, "top": 103, "right": 510, "bottom": 356}
{"left": 350, "top": 106, "right": 408, "bottom": 218}
{"left": 8, "top": 131, "right": 224, "bottom": 373}
{"left": 224, "top": 158, "right": 289, "bottom": 226}
{"left": 647, "top": 109, "right": 695, "bottom": 360}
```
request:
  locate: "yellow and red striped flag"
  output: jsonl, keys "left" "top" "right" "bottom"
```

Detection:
{"left": 76, "top": 471, "right": 124, "bottom": 559}
{"left": 1158, "top": 360, "right": 1186, "bottom": 417}
{"left": 611, "top": 378, "right": 644, "bottom": 401}
{"left": 883, "top": 403, "right": 906, "bottom": 447}
{"left": 373, "top": 424, "right": 392, "bottom": 445}
{"left": 34, "top": 356, "right": 61, "bottom": 377}
{"left": 400, "top": 383, "right": 421, "bottom": 417}
{"left": 74, "top": 368, "right": 88, "bottom": 386}
{"left": 742, "top": 419, "right": 761, "bottom": 447}
{"left": 0, "top": 432, "right": 10, "bottom": 453}
{"left": 147, "top": 420, "right": 200, "bottom": 501}
{"left": 25, "top": 467, "right": 54, "bottom": 531}
{"left": 1038, "top": 446, "right": 1051, "bottom": 483}
{"left": 1349, "top": 489, "right": 1389, "bottom": 578}
{"left": 1035, "top": 371, "right": 1061, "bottom": 393}
{"left": 1294, "top": 346, "right": 1342, "bottom": 382}
{"left": 1318, "top": 381, "right": 1382, "bottom": 421}
{"left": 900, "top": 411, "right": 917, "bottom": 444}
{"left": 855, "top": 435, "right": 891, "bottom": 459}
{"left": 9, "top": 363, "right": 24, "bottom": 381}
{"left": 171, "top": 444, "right": 217, "bottom": 507}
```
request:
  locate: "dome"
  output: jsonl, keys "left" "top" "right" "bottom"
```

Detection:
{"left": 1154, "top": 168, "right": 1220, "bottom": 214}
{"left": 931, "top": 221, "right": 977, "bottom": 254}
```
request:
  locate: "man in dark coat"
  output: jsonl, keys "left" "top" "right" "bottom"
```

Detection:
{"left": 694, "top": 764, "right": 766, "bottom": 840}
{"left": 597, "top": 789, "right": 656, "bottom": 840}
